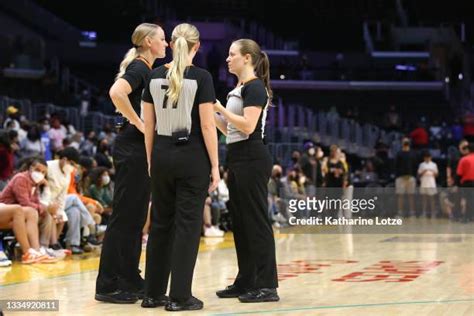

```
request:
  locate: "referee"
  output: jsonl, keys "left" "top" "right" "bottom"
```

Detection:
{"left": 141, "top": 23, "right": 219, "bottom": 311}
{"left": 95, "top": 23, "right": 168, "bottom": 304}
{"left": 213, "top": 39, "right": 279, "bottom": 303}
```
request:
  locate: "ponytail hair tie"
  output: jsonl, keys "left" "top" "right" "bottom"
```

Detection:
{"left": 133, "top": 44, "right": 140, "bottom": 49}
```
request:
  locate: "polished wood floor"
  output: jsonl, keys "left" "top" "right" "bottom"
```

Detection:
{"left": 0, "top": 219, "right": 473, "bottom": 315}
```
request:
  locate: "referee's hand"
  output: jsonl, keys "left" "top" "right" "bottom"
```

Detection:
{"left": 209, "top": 166, "right": 220, "bottom": 193}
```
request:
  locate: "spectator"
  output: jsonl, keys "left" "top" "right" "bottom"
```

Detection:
{"left": 418, "top": 151, "right": 438, "bottom": 218}
{"left": 39, "top": 119, "right": 52, "bottom": 161}
{"left": 64, "top": 194, "right": 100, "bottom": 254}
{"left": 356, "top": 160, "right": 379, "bottom": 186}
{"left": 299, "top": 142, "right": 319, "bottom": 197}
{"left": 289, "top": 150, "right": 301, "bottom": 170}
{"left": 323, "top": 145, "right": 346, "bottom": 216}
{"left": 447, "top": 139, "right": 469, "bottom": 220}
{"left": 80, "top": 131, "right": 97, "bottom": 156}
{"left": 80, "top": 89, "right": 90, "bottom": 117}
{"left": 20, "top": 124, "right": 44, "bottom": 158}
{"left": 268, "top": 164, "right": 287, "bottom": 226}
{"left": 0, "top": 157, "right": 58, "bottom": 257}
{"left": 8, "top": 130, "right": 21, "bottom": 167}
{"left": 0, "top": 203, "right": 55, "bottom": 264}
{"left": 456, "top": 143, "right": 474, "bottom": 222}
{"left": 384, "top": 105, "right": 401, "bottom": 131}
{"left": 87, "top": 167, "right": 113, "bottom": 215}
{"left": 462, "top": 113, "right": 474, "bottom": 143}
{"left": 94, "top": 138, "right": 113, "bottom": 169}
{"left": 3, "top": 106, "right": 20, "bottom": 130}
{"left": 395, "top": 138, "right": 418, "bottom": 217}
{"left": 98, "top": 124, "right": 116, "bottom": 147}
{"left": 69, "top": 132, "right": 84, "bottom": 150}
{"left": 44, "top": 147, "right": 80, "bottom": 249}
{"left": 68, "top": 158, "right": 103, "bottom": 226}
{"left": 0, "top": 131, "right": 15, "bottom": 190}
{"left": 451, "top": 118, "right": 464, "bottom": 144}
{"left": 48, "top": 117, "right": 66, "bottom": 153}
{"left": 203, "top": 196, "right": 224, "bottom": 237}
{"left": 409, "top": 122, "right": 429, "bottom": 150}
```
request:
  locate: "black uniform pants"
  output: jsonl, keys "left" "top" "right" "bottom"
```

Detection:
{"left": 145, "top": 137, "right": 210, "bottom": 301}
{"left": 96, "top": 136, "right": 150, "bottom": 293}
{"left": 227, "top": 140, "right": 278, "bottom": 290}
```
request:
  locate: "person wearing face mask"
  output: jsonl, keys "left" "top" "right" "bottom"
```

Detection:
{"left": 289, "top": 150, "right": 301, "bottom": 169}
{"left": 0, "top": 157, "right": 58, "bottom": 263}
{"left": 44, "top": 147, "right": 80, "bottom": 250}
{"left": 96, "top": 23, "right": 168, "bottom": 304}
{"left": 87, "top": 167, "right": 113, "bottom": 215}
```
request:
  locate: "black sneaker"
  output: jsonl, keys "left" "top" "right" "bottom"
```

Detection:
{"left": 95, "top": 290, "right": 138, "bottom": 304}
{"left": 141, "top": 295, "right": 169, "bottom": 308}
{"left": 216, "top": 284, "right": 247, "bottom": 298}
{"left": 238, "top": 288, "right": 280, "bottom": 303}
{"left": 165, "top": 296, "right": 203, "bottom": 311}
{"left": 69, "top": 245, "right": 84, "bottom": 255}
{"left": 50, "top": 243, "right": 63, "bottom": 251}
{"left": 87, "top": 235, "right": 102, "bottom": 246}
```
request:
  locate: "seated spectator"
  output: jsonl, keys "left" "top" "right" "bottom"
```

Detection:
{"left": 0, "top": 157, "right": 59, "bottom": 261}
{"left": 80, "top": 131, "right": 97, "bottom": 156}
{"left": 68, "top": 159, "right": 103, "bottom": 225}
{"left": 0, "top": 203, "right": 56, "bottom": 264}
{"left": 44, "top": 147, "right": 81, "bottom": 251}
{"left": 64, "top": 194, "right": 101, "bottom": 254}
{"left": 87, "top": 167, "right": 113, "bottom": 215}
{"left": 204, "top": 168, "right": 228, "bottom": 237}
{"left": 20, "top": 123, "right": 44, "bottom": 158}
{"left": 0, "top": 131, "right": 15, "bottom": 190}
{"left": 203, "top": 196, "right": 224, "bottom": 237}
{"left": 356, "top": 160, "right": 379, "bottom": 186}
{"left": 268, "top": 164, "right": 288, "bottom": 226}
{"left": 94, "top": 138, "right": 113, "bottom": 169}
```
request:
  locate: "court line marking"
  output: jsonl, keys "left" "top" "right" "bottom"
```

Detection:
{"left": 210, "top": 298, "right": 474, "bottom": 315}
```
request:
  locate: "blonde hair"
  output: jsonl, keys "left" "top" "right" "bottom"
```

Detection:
{"left": 115, "top": 23, "right": 160, "bottom": 81}
{"left": 166, "top": 23, "right": 200, "bottom": 105}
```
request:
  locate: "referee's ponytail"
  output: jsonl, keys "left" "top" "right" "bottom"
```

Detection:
{"left": 167, "top": 23, "right": 200, "bottom": 106}
{"left": 115, "top": 23, "right": 160, "bottom": 81}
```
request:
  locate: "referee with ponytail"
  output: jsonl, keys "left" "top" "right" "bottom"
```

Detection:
{"left": 214, "top": 39, "right": 279, "bottom": 303}
{"left": 141, "top": 23, "right": 219, "bottom": 311}
{"left": 95, "top": 23, "right": 168, "bottom": 304}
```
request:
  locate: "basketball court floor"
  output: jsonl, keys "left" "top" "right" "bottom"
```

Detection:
{"left": 1, "top": 219, "right": 473, "bottom": 315}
